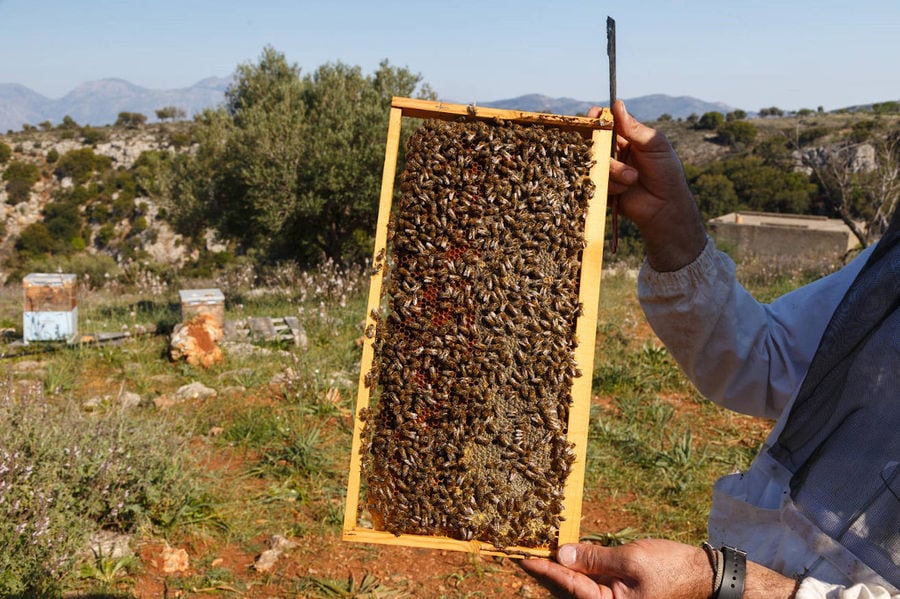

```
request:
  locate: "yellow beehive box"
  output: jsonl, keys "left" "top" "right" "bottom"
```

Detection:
{"left": 344, "top": 97, "right": 613, "bottom": 558}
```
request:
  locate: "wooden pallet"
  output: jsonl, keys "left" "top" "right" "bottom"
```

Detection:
{"left": 343, "top": 97, "right": 614, "bottom": 558}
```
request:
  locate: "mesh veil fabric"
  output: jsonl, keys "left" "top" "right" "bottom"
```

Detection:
{"left": 769, "top": 221, "right": 899, "bottom": 586}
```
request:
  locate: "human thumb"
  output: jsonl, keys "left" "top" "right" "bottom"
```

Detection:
{"left": 612, "top": 99, "right": 661, "bottom": 150}
{"left": 556, "top": 543, "right": 621, "bottom": 577}
{"left": 557, "top": 544, "right": 579, "bottom": 566}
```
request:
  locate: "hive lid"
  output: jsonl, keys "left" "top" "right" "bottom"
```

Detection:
{"left": 23, "top": 273, "right": 77, "bottom": 286}
{"left": 178, "top": 288, "right": 225, "bottom": 303}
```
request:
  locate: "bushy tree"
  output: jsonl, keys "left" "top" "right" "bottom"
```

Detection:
{"left": 155, "top": 106, "right": 186, "bottom": 121}
{"left": 16, "top": 222, "right": 55, "bottom": 257}
{"left": 42, "top": 201, "right": 84, "bottom": 251}
{"left": 54, "top": 148, "right": 111, "bottom": 184}
{"left": 2, "top": 160, "right": 41, "bottom": 204}
{"left": 690, "top": 173, "right": 740, "bottom": 218}
{"left": 291, "top": 59, "right": 430, "bottom": 262}
{"left": 173, "top": 47, "right": 434, "bottom": 264}
{"left": 59, "top": 115, "right": 79, "bottom": 130}
{"left": 115, "top": 112, "right": 147, "bottom": 128}
{"left": 716, "top": 120, "right": 757, "bottom": 146}
{"left": 696, "top": 111, "right": 725, "bottom": 130}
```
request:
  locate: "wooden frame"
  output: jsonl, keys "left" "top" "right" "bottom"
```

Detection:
{"left": 343, "top": 97, "right": 613, "bottom": 559}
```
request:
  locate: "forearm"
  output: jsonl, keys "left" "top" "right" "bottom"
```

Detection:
{"left": 744, "top": 560, "right": 799, "bottom": 599}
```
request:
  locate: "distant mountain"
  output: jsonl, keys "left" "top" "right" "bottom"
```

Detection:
{"left": 480, "top": 93, "right": 737, "bottom": 121}
{"left": 0, "top": 77, "right": 231, "bottom": 132}
{"left": 0, "top": 77, "right": 736, "bottom": 133}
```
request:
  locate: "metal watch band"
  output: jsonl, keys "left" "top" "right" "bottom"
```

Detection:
{"left": 716, "top": 545, "right": 747, "bottom": 599}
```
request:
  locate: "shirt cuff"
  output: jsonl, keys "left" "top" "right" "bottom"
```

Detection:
{"left": 638, "top": 236, "right": 724, "bottom": 297}
{"left": 795, "top": 576, "right": 897, "bottom": 599}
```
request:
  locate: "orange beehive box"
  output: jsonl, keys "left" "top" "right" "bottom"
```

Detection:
{"left": 344, "top": 97, "right": 613, "bottom": 558}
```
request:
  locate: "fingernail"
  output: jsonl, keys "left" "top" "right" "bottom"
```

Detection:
{"left": 557, "top": 544, "right": 577, "bottom": 566}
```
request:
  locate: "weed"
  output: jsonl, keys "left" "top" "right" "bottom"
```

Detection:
{"left": 581, "top": 527, "right": 640, "bottom": 547}
{"left": 78, "top": 550, "right": 136, "bottom": 587}
{"left": 300, "top": 572, "right": 406, "bottom": 598}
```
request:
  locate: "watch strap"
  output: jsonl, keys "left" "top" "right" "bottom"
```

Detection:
{"left": 717, "top": 545, "right": 747, "bottom": 599}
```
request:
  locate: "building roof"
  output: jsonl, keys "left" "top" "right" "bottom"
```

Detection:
{"left": 709, "top": 211, "right": 851, "bottom": 233}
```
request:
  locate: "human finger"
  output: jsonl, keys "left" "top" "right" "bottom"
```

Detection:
{"left": 557, "top": 544, "right": 631, "bottom": 578}
{"left": 609, "top": 158, "right": 637, "bottom": 185}
{"left": 611, "top": 100, "right": 665, "bottom": 151}
{"left": 520, "top": 558, "right": 611, "bottom": 599}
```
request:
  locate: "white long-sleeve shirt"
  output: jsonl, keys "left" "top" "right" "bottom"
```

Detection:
{"left": 637, "top": 239, "right": 898, "bottom": 599}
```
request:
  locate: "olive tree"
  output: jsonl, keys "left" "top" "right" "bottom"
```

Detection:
{"left": 174, "top": 47, "right": 434, "bottom": 264}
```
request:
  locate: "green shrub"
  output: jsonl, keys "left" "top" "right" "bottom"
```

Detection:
{"left": 59, "top": 115, "right": 79, "bottom": 130}
{"left": 43, "top": 201, "right": 83, "bottom": 248}
{"left": 798, "top": 126, "right": 829, "bottom": 145}
{"left": 115, "top": 112, "right": 147, "bottom": 129}
{"left": 0, "top": 140, "right": 11, "bottom": 164}
{"left": 94, "top": 223, "right": 116, "bottom": 248}
{"left": 3, "top": 160, "right": 41, "bottom": 204}
{"left": 15, "top": 222, "right": 55, "bottom": 256}
{"left": 5, "top": 178, "right": 35, "bottom": 204}
{"left": 46, "top": 147, "right": 59, "bottom": 163}
{"left": 716, "top": 120, "right": 758, "bottom": 146}
{"left": 696, "top": 111, "right": 724, "bottom": 130}
{"left": 850, "top": 119, "right": 876, "bottom": 142}
{"left": 80, "top": 126, "right": 108, "bottom": 145}
{"left": 0, "top": 381, "right": 192, "bottom": 595}
{"left": 54, "top": 148, "right": 111, "bottom": 184}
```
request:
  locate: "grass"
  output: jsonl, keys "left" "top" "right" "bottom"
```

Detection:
{"left": 0, "top": 255, "right": 840, "bottom": 597}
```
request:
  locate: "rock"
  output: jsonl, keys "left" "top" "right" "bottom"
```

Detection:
{"left": 253, "top": 534, "right": 298, "bottom": 572}
{"left": 172, "top": 381, "right": 217, "bottom": 403}
{"left": 89, "top": 530, "right": 133, "bottom": 560}
{"left": 118, "top": 391, "right": 143, "bottom": 409}
{"left": 170, "top": 313, "right": 224, "bottom": 368}
{"left": 161, "top": 546, "right": 190, "bottom": 574}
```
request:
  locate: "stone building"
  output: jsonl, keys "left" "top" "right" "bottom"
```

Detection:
{"left": 708, "top": 211, "right": 858, "bottom": 260}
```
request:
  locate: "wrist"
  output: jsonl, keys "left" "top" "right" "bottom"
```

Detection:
{"left": 701, "top": 543, "right": 746, "bottom": 599}
{"left": 643, "top": 216, "right": 708, "bottom": 273}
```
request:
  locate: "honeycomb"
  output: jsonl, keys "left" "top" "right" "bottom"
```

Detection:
{"left": 360, "top": 117, "right": 595, "bottom": 550}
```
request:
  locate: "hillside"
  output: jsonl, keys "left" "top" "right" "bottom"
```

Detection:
{"left": 1, "top": 106, "right": 898, "bottom": 286}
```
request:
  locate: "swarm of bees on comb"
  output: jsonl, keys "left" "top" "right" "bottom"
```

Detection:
{"left": 359, "top": 116, "right": 595, "bottom": 550}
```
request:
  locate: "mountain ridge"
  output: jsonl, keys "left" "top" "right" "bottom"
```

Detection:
{"left": 3, "top": 77, "right": 734, "bottom": 132}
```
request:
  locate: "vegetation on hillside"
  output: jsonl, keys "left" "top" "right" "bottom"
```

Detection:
{"left": 1, "top": 47, "right": 897, "bottom": 277}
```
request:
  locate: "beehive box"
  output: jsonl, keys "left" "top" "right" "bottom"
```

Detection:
{"left": 23, "top": 273, "right": 78, "bottom": 342}
{"left": 344, "top": 97, "right": 613, "bottom": 558}
{"left": 179, "top": 288, "right": 225, "bottom": 327}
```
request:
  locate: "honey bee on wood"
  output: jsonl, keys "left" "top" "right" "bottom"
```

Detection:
{"left": 360, "top": 115, "right": 593, "bottom": 549}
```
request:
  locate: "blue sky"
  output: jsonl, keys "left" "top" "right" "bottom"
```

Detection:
{"left": 1, "top": 0, "right": 898, "bottom": 111}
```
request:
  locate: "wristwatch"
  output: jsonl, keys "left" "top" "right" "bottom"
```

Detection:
{"left": 717, "top": 545, "right": 747, "bottom": 599}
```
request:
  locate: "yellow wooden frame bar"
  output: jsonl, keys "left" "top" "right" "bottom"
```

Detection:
{"left": 344, "top": 97, "right": 613, "bottom": 559}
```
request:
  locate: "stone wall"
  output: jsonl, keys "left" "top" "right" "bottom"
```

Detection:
{"left": 709, "top": 211, "right": 858, "bottom": 260}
